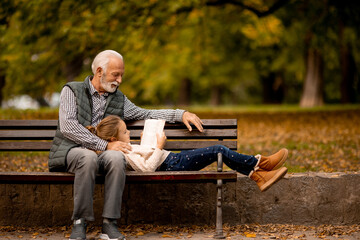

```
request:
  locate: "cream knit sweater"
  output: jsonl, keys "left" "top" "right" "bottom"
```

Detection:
{"left": 124, "top": 144, "right": 171, "bottom": 172}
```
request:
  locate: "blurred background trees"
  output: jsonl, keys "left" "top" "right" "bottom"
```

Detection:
{"left": 0, "top": 0, "right": 359, "bottom": 107}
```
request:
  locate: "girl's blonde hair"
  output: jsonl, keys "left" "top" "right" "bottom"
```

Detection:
{"left": 86, "top": 115, "right": 124, "bottom": 141}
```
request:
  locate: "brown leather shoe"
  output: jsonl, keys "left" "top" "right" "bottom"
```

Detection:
{"left": 258, "top": 148, "right": 288, "bottom": 171}
{"left": 250, "top": 167, "right": 288, "bottom": 192}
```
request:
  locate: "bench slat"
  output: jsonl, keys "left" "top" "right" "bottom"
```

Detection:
{"left": 0, "top": 171, "right": 238, "bottom": 184}
{"left": 126, "top": 119, "right": 237, "bottom": 129}
{"left": 162, "top": 140, "right": 237, "bottom": 150}
{"left": 131, "top": 129, "right": 237, "bottom": 138}
{"left": 0, "top": 140, "right": 237, "bottom": 151}
{"left": 0, "top": 120, "right": 58, "bottom": 129}
{"left": 0, "top": 130, "right": 56, "bottom": 140}
{"left": 0, "top": 119, "right": 237, "bottom": 129}
{"left": 0, "top": 129, "right": 237, "bottom": 140}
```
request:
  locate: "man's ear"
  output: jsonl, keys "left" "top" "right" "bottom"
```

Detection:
{"left": 109, "top": 137, "right": 118, "bottom": 142}
{"left": 96, "top": 67, "right": 103, "bottom": 77}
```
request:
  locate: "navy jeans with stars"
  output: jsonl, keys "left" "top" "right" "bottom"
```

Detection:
{"left": 158, "top": 145, "right": 258, "bottom": 176}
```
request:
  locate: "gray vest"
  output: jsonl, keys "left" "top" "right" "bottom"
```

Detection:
{"left": 48, "top": 76, "right": 124, "bottom": 172}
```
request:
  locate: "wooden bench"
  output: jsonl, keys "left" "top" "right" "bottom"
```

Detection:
{"left": 0, "top": 119, "right": 238, "bottom": 239}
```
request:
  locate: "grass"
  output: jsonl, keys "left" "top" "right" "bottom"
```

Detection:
{"left": 181, "top": 104, "right": 360, "bottom": 113}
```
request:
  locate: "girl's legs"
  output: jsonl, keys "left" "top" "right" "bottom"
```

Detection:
{"left": 159, "top": 145, "right": 289, "bottom": 192}
{"left": 159, "top": 145, "right": 258, "bottom": 176}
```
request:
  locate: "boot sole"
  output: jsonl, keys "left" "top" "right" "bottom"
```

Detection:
{"left": 260, "top": 167, "right": 288, "bottom": 192}
{"left": 272, "top": 148, "right": 288, "bottom": 170}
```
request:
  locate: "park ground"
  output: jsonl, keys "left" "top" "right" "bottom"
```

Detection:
{"left": 0, "top": 224, "right": 359, "bottom": 240}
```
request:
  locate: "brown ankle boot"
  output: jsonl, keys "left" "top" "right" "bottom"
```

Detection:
{"left": 258, "top": 148, "right": 288, "bottom": 171}
{"left": 250, "top": 167, "right": 288, "bottom": 192}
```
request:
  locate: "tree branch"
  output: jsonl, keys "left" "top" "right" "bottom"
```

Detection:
{"left": 176, "top": 0, "right": 290, "bottom": 17}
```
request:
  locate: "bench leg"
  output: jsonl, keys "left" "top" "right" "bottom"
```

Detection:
{"left": 214, "top": 153, "right": 226, "bottom": 239}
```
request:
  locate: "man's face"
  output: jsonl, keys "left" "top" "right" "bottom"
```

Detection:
{"left": 99, "top": 57, "right": 124, "bottom": 93}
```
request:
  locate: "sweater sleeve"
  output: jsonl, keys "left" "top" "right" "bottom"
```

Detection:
{"left": 126, "top": 146, "right": 166, "bottom": 172}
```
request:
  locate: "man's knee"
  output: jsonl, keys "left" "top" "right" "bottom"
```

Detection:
{"left": 70, "top": 148, "right": 98, "bottom": 172}
{"left": 100, "top": 150, "right": 126, "bottom": 171}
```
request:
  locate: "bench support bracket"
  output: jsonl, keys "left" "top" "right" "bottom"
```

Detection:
{"left": 214, "top": 153, "right": 226, "bottom": 239}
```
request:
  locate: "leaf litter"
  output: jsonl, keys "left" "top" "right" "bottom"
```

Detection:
{"left": 0, "top": 224, "right": 359, "bottom": 239}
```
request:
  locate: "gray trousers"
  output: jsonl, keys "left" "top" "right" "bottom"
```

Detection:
{"left": 66, "top": 147, "right": 126, "bottom": 221}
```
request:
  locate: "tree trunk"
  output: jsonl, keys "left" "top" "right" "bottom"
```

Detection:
{"left": 0, "top": 73, "right": 5, "bottom": 107}
{"left": 210, "top": 85, "right": 221, "bottom": 106}
{"left": 339, "top": 22, "right": 357, "bottom": 103}
{"left": 262, "top": 72, "right": 285, "bottom": 104}
{"left": 36, "top": 97, "right": 50, "bottom": 107}
{"left": 63, "top": 56, "right": 84, "bottom": 83}
{"left": 340, "top": 44, "right": 357, "bottom": 103}
{"left": 300, "top": 48, "right": 324, "bottom": 107}
{"left": 178, "top": 77, "right": 191, "bottom": 106}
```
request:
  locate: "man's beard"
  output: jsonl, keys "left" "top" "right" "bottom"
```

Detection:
{"left": 100, "top": 74, "right": 119, "bottom": 93}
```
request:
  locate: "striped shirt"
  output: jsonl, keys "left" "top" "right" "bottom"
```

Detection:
{"left": 59, "top": 78, "right": 185, "bottom": 151}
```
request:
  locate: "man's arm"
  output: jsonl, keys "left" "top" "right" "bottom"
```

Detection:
{"left": 123, "top": 96, "right": 203, "bottom": 132}
{"left": 59, "top": 86, "right": 108, "bottom": 151}
{"left": 123, "top": 96, "right": 185, "bottom": 122}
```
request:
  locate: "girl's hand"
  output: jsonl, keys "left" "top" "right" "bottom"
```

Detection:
{"left": 156, "top": 131, "right": 167, "bottom": 149}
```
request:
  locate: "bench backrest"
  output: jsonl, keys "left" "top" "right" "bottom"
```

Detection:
{"left": 0, "top": 119, "right": 237, "bottom": 152}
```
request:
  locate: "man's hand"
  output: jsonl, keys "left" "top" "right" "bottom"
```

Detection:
{"left": 107, "top": 141, "right": 132, "bottom": 153}
{"left": 182, "top": 111, "right": 204, "bottom": 132}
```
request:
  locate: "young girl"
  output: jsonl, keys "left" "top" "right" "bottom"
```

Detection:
{"left": 87, "top": 115, "right": 288, "bottom": 192}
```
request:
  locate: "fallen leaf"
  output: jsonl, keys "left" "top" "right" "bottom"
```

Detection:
{"left": 162, "top": 234, "right": 173, "bottom": 238}
{"left": 246, "top": 233, "right": 257, "bottom": 238}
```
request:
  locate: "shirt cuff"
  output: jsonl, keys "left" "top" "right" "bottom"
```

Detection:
{"left": 175, "top": 109, "right": 186, "bottom": 122}
{"left": 96, "top": 139, "right": 108, "bottom": 151}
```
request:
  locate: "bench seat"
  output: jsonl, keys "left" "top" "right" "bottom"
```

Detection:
{"left": 0, "top": 171, "right": 237, "bottom": 184}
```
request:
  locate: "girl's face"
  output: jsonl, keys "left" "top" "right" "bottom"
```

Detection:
{"left": 117, "top": 121, "right": 130, "bottom": 143}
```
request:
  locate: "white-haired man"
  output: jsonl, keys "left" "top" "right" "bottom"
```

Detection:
{"left": 49, "top": 50, "right": 204, "bottom": 240}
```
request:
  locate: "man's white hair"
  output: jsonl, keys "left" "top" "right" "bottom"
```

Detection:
{"left": 91, "top": 50, "right": 123, "bottom": 74}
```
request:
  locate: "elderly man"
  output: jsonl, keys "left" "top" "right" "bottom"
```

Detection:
{"left": 48, "top": 50, "right": 203, "bottom": 240}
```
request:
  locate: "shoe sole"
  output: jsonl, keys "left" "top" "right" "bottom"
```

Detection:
{"left": 272, "top": 148, "right": 288, "bottom": 170}
{"left": 99, "top": 233, "right": 126, "bottom": 240}
{"left": 260, "top": 167, "right": 288, "bottom": 192}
